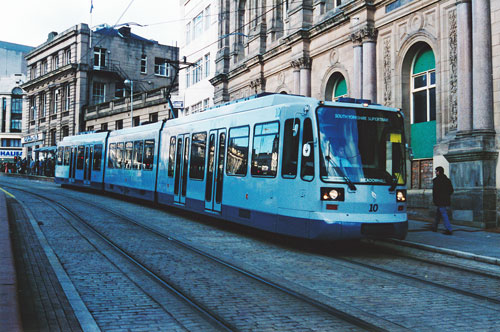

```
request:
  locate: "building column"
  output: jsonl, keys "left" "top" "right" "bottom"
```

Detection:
{"left": 472, "top": 0, "right": 494, "bottom": 133}
{"left": 456, "top": 0, "right": 473, "bottom": 134}
{"left": 299, "top": 57, "right": 311, "bottom": 97}
{"left": 291, "top": 60, "right": 301, "bottom": 95}
{"left": 362, "top": 40, "right": 377, "bottom": 102}
{"left": 445, "top": 0, "right": 497, "bottom": 228}
{"left": 352, "top": 43, "right": 363, "bottom": 99}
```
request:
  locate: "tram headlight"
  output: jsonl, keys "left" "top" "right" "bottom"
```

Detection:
{"left": 396, "top": 189, "right": 407, "bottom": 202}
{"left": 321, "top": 187, "right": 344, "bottom": 201}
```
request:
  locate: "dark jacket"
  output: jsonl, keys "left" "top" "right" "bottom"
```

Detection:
{"left": 432, "top": 174, "right": 454, "bottom": 206}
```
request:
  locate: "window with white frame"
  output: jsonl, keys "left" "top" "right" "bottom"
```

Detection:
{"left": 40, "top": 92, "right": 46, "bottom": 117}
{"left": 93, "top": 82, "right": 106, "bottom": 104}
{"left": 203, "top": 98, "right": 209, "bottom": 110}
{"left": 193, "top": 12, "right": 203, "bottom": 40}
{"left": 186, "top": 70, "right": 190, "bottom": 88}
{"left": 204, "top": 53, "right": 210, "bottom": 78}
{"left": 30, "top": 96, "right": 36, "bottom": 120}
{"left": 411, "top": 48, "right": 436, "bottom": 124}
{"left": 154, "top": 58, "right": 169, "bottom": 76}
{"left": 94, "top": 47, "right": 107, "bottom": 68}
{"left": 193, "top": 59, "right": 202, "bottom": 84}
{"left": 52, "top": 54, "right": 59, "bottom": 70}
{"left": 64, "top": 84, "right": 71, "bottom": 111}
{"left": 141, "top": 55, "right": 147, "bottom": 74}
{"left": 65, "top": 48, "right": 72, "bottom": 65}
{"left": 41, "top": 60, "right": 48, "bottom": 75}
{"left": 205, "top": 5, "right": 211, "bottom": 30}
{"left": 186, "top": 22, "right": 191, "bottom": 44}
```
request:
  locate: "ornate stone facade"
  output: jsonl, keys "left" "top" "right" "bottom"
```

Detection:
{"left": 211, "top": 0, "right": 500, "bottom": 228}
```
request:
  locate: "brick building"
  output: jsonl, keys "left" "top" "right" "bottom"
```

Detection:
{"left": 211, "top": 0, "right": 499, "bottom": 228}
{"left": 21, "top": 23, "right": 178, "bottom": 160}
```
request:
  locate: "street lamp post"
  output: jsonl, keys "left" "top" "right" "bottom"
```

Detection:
{"left": 124, "top": 79, "right": 134, "bottom": 127}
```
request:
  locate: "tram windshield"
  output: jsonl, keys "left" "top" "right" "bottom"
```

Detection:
{"left": 317, "top": 106, "right": 406, "bottom": 186}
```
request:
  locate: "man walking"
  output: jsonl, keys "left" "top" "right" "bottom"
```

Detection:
{"left": 432, "top": 166, "right": 454, "bottom": 235}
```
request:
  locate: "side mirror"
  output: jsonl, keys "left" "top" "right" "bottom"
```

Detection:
{"left": 292, "top": 123, "right": 299, "bottom": 137}
{"left": 303, "top": 143, "right": 311, "bottom": 157}
{"left": 406, "top": 144, "right": 414, "bottom": 161}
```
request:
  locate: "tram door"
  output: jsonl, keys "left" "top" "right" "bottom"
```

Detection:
{"left": 69, "top": 147, "right": 77, "bottom": 181}
{"left": 84, "top": 145, "right": 93, "bottom": 182}
{"left": 174, "top": 134, "right": 189, "bottom": 204}
{"left": 205, "top": 129, "right": 226, "bottom": 212}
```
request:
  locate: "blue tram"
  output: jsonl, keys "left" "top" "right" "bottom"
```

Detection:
{"left": 55, "top": 94, "right": 408, "bottom": 240}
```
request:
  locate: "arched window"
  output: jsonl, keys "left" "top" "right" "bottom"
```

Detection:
{"left": 325, "top": 73, "right": 347, "bottom": 101}
{"left": 411, "top": 48, "right": 436, "bottom": 124}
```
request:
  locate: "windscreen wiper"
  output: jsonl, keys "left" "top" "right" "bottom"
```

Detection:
{"left": 326, "top": 156, "right": 357, "bottom": 191}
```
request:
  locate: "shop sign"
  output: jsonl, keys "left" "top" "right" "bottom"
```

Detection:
{"left": 0, "top": 149, "right": 23, "bottom": 158}
{"left": 22, "top": 133, "right": 44, "bottom": 145}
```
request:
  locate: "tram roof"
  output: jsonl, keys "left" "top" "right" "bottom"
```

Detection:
{"left": 107, "top": 121, "right": 164, "bottom": 138}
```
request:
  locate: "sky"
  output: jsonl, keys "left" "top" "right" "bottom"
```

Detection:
{"left": 0, "top": 0, "right": 182, "bottom": 48}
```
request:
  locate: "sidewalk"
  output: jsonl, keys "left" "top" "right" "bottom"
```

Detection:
{"left": 0, "top": 191, "right": 22, "bottom": 332}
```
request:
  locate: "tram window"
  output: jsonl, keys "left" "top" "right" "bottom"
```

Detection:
{"left": 63, "top": 147, "right": 71, "bottom": 166}
{"left": 76, "top": 145, "right": 85, "bottom": 169}
{"left": 251, "top": 121, "right": 279, "bottom": 177}
{"left": 168, "top": 136, "right": 176, "bottom": 177}
{"left": 301, "top": 118, "right": 314, "bottom": 181}
{"left": 124, "top": 142, "right": 133, "bottom": 169}
{"left": 108, "top": 143, "right": 116, "bottom": 169}
{"left": 189, "top": 132, "right": 207, "bottom": 180}
{"left": 226, "top": 126, "right": 249, "bottom": 176}
{"left": 132, "top": 140, "right": 144, "bottom": 170}
{"left": 93, "top": 144, "right": 103, "bottom": 171}
{"left": 57, "top": 147, "right": 64, "bottom": 165}
{"left": 143, "top": 140, "right": 155, "bottom": 171}
{"left": 282, "top": 119, "right": 300, "bottom": 178}
{"left": 116, "top": 142, "right": 124, "bottom": 168}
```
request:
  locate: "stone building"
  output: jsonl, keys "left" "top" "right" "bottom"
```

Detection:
{"left": 0, "top": 41, "right": 33, "bottom": 164}
{"left": 211, "top": 0, "right": 499, "bottom": 228}
{"left": 21, "top": 23, "right": 178, "bottom": 159}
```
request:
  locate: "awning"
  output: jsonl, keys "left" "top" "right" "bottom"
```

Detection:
{"left": 34, "top": 146, "right": 57, "bottom": 153}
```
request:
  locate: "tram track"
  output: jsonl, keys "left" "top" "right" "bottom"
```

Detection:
{"left": 4, "top": 183, "right": 390, "bottom": 331}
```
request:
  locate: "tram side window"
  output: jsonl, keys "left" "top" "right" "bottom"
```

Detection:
{"left": 124, "top": 142, "right": 133, "bottom": 169}
{"left": 116, "top": 142, "right": 124, "bottom": 168}
{"left": 108, "top": 143, "right": 116, "bottom": 169}
{"left": 301, "top": 118, "right": 314, "bottom": 181}
{"left": 143, "top": 140, "right": 155, "bottom": 171}
{"left": 57, "top": 147, "right": 64, "bottom": 165}
{"left": 76, "top": 145, "right": 85, "bottom": 169}
{"left": 93, "top": 144, "right": 103, "bottom": 170}
{"left": 226, "top": 126, "right": 249, "bottom": 176}
{"left": 282, "top": 119, "right": 300, "bottom": 178}
{"left": 168, "top": 136, "right": 176, "bottom": 177}
{"left": 251, "top": 121, "right": 279, "bottom": 177}
{"left": 132, "top": 140, "right": 144, "bottom": 170}
{"left": 63, "top": 147, "right": 71, "bottom": 166}
{"left": 189, "top": 132, "right": 207, "bottom": 180}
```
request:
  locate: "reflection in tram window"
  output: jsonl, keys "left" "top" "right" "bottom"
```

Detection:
{"left": 64, "top": 147, "right": 71, "bottom": 165}
{"left": 93, "top": 144, "right": 103, "bottom": 170}
{"left": 168, "top": 136, "right": 176, "bottom": 177}
{"left": 301, "top": 118, "right": 314, "bottom": 181}
{"left": 76, "top": 145, "right": 84, "bottom": 169}
{"left": 189, "top": 132, "right": 207, "bottom": 180}
{"left": 124, "top": 142, "right": 133, "bottom": 169}
{"left": 132, "top": 140, "right": 143, "bottom": 170}
{"left": 251, "top": 121, "right": 279, "bottom": 177}
{"left": 143, "top": 140, "right": 155, "bottom": 170}
{"left": 116, "top": 142, "right": 124, "bottom": 168}
{"left": 108, "top": 143, "right": 116, "bottom": 168}
{"left": 282, "top": 119, "right": 300, "bottom": 178}
{"left": 57, "top": 147, "right": 64, "bottom": 165}
{"left": 226, "top": 126, "right": 249, "bottom": 176}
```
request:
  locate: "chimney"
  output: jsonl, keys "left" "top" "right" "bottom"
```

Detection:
{"left": 47, "top": 31, "right": 58, "bottom": 42}
{"left": 118, "top": 26, "right": 131, "bottom": 37}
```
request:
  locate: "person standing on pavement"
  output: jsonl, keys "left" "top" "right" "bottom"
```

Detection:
{"left": 432, "top": 166, "right": 454, "bottom": 235}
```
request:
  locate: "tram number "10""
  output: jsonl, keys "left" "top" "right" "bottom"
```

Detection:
{"left": 369, "top": 204, "right": 379, "bottom": 212}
